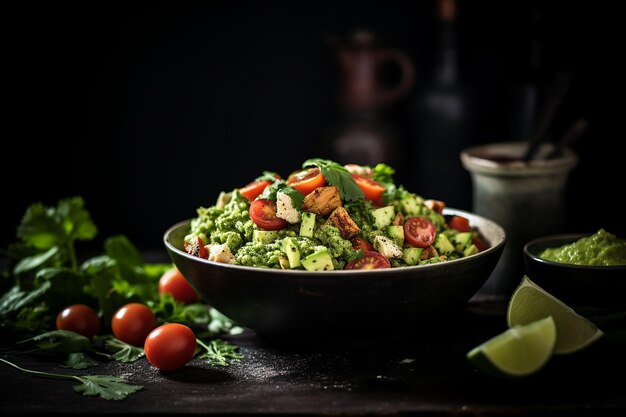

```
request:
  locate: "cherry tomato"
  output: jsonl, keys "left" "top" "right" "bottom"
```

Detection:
{"left": 249, "top": 199, "right": 287, "bottom": 230}
{"left": 197, "top": 236, "right": 208, "bottom": 259}
{"left": 351, "top": 174, "right": 385, "bottom": 201}
{"left": 472, "top": 236, "right": 489, "bottom": 252}
{"left": 345, "top": 251, "right": 391, "bottom": 270}
{"left": 448, "top": 215, "right": 471, "bottom": 233}
{"left": 56, "top": 304, "right": 101, "bottom": 339}
{"left": 159, "top": 267, "right": 198, "bottom": 304}
{"left": 239, "top": 180, "right": 272, "bottom": 201}
{"left": 144, "top": 323, "right": 197, "bottom": 371}
{"left": 286, "top": 167, "right": 326, "bottom": 195}
{"left": 404, "top": 217, "right": 437, "bottom": 248}
{"left": 351, "top": 237, "right": 374, "bottom": 252}
{"left": 112, "top": 303, "right": 157, "bottom": 347}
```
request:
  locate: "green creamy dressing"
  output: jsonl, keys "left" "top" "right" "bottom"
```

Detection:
{"left": 539, "top": 229, "right": 626, "bottom": 266}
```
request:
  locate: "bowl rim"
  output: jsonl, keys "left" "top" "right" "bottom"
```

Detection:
{"left": 524, "top": 233, "right": 626, "bottom": 270}
{"left": 163, "top": 207, "right": 506, "bottom": 277}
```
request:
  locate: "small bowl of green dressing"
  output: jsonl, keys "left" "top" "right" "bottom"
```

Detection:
{"left": 523, "top": 229, "right": 626, "bottom": 310}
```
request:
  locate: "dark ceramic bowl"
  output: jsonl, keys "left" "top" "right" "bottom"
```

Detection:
{"left": 524, "top": 234, "right": 626, "bottom": 310}
{"left": 164, "top": 208, "right": 505, "bottom": 345}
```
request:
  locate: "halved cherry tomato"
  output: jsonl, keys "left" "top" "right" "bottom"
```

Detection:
{"left": 197, "top": 236, "right": 208, "bottom": 259}
{"left": 472, "top": 236, "right": 489, "bottom": 252}
{"left": 404, "top": 217, "right": 436, "bottom": 248}
{"left": 351, "top": 237, "right": 374, "bottom": 252}
{"left": 448, "top": 215, "right": 471, "bottom": 233}
{"left": 249, "top": 199, "right": 287, "bottom": 230}
{"left": 345, "top": 251, "right": 391, "bottom": 270}
{"left": 239, "top": 180, "right": 272, "bottom": 201}
{"left": 351, "top": 174, "right": 386, "bottom": 201}
{"left": 286, "top": 167, "right": 326, "bottom": 195}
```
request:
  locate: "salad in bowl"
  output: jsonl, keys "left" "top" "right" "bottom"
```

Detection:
{"left": 182, "top": 159, "right": 488, "bottom": 271}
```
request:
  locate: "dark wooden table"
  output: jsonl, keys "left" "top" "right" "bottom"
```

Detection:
{"left": 1, "top": 295, "right": 624, "bottom": 416}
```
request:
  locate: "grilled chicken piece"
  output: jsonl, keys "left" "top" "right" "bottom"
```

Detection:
{"left": 391, "top": 212, "right": 404, "bottom": 226}
{"left": 301, "top": 186, "right": 342, "bottom": 217}
{"left": 208, "top": 243, "right": 236, "bottom": 264}
{"left": 326, "top": 206, "right": 361, "bottom": 239}
{"left": 420, "top": 245, "right": 439, "bottom": 260}
{"left": 424, "top": 199, "right": 445, "bottom": 214}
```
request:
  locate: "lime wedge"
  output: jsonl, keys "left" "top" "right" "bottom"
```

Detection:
{"left": 507, "top": 276, "right": 603, "bottom": 354}
{"left": 467, "top": 316, "right": 556, "bottom": 377}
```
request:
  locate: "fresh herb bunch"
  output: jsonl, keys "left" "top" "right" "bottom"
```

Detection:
{"left": 0, "top": 197, "right": 244, "bottom": 400}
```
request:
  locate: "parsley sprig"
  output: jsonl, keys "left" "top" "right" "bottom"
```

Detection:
{"left": 302, "top": 158, "right": 364, "bottom": 202}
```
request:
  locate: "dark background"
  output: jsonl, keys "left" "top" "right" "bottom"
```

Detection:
{"left": 3, "top": 0, "right": 625, "bottom": 253}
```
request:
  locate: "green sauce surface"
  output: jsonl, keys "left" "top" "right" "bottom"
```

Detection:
{"left": 539, "top": 229, "right": 626, "bottom": 266}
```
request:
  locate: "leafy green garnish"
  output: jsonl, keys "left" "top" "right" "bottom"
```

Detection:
{"left": 196, "top": 338, "right": 244, "bottom": 367}
{"left": 102, "top": 336, "right": 145, "bottom": 363}
{"left": 0, "top": 357, "right": 143, "bottom": 400}
{"left": 302, "top": 158, "right": 364, "bottom": 202}
{"left": 254, "top": 171, "right": 280, "bottom": 182}
{"left": 62, "top": 352, "right": 99, "bottom": 369}
{"left": 258, "top": 181, "right": 304, "bottom": 210}
{"left": 17, "top": 330, "right": 91, "bottom": 354}
{"left": 17, "top": 197, "right": 97, "bottom": 271}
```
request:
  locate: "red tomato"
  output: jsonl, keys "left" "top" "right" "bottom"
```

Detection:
{"left": 144, "top": 323, "right": 197, "bottom": 371}
{"left": 351, "top": 237, "right": 374, "bottom": 252}
{"left": 111, "top": 303, "right": 157, "bottom": 347}
{"left": 239, "top": 180, "right": 272, "bottom": 201}
{"left": 345, "top": 251, "right": 391, "bottom": 270}
{"left": 351, "top": 174, "right": 385, "bottom": 201}
{"left": 448, "top": 215, "right": 471, "bottom": 233}
{"left": 197, "top": 236, "right": 208, "bottom": 259}
{"left": 404, "top": 217, "right": 437, "bottom": 248}
{"left": 56, "top": 304, "right": 101, "bottom": 339}
{"left": 472, "top": 236, "right": 489, "bottom": 252}
{"left": 249, "top": 199, "right": 287, "bottom": 230}
{"left": 286, "top": 167, "right": 326, "bottom": 195}
{"left": 159, "top": 267, "right": 198, "bottom": 304}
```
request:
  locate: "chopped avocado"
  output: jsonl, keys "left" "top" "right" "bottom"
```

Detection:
{"left": 373, "top": 235, "right": 403, "bottom": 259}
{"left": 398, "top": 195, "right": 422, "bottom": 216}
{"left": 402, "top": 247, "right": 424, "bottom": 266}
{"left": 371, "top": 205, "right": 396, "bottom": 229}
{"left": 463, "top": 244, "right": 479, "bottom": 257}
{"left": 300, "top": 212, "right": 316, "bottom": 238}
{"left": 434, "top": 233, "right": 455, "bottom": 256}
{"left": 278, "top": 256, "right": 290, "bottom": 269}
{"left": 301, "top": 248, "right": 335, "bottom": 271}
{"left": 282, "top": 237, "right": 301, "bottom": 268}
{"left": 386, "top": 225, "right": 404, "bottom": 246}
{"left": 452, "top": 232, "right": 472, "bottom": 247}
{"left": 253, "top": 230, "right": 279, "bottom": 244}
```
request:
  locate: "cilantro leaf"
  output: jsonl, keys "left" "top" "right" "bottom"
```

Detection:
{"left": 254, "top": 171, "right": 280, "bottom": 182}
{"left": 13, "top": 246, "right": 60, "bottom": 276}
{"left": 197, "top": 338, "right": 244, "bottom": 367}
{"left": 62, "top": 352, "right": 99, "bottom": 369}
{"left": 17, "top": 330, "right": 91, "bottom": 354}
{"left": 73, "top": 375, "right": 143, "bottom": 400}
{"left": 302, "top": 158, "right": 364, "bottom": 202}
{"left": 103, "top": 336, "right": 145, "bottom": 363}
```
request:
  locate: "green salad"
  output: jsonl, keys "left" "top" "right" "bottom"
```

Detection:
{"left": 184, "top": 159, "right": 488, "bottom": 270}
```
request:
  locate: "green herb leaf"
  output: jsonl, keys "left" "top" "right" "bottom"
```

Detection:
{"left": 104, "top": 235, "right": 143, "bottom": 267}
{"left": 13, "top": 246, "right": 60, "bottom": 276}
{"left": 207, "top": 308, "right": 243, "bottom": 335}
{"left": 302, "top": 158, "right": 364, "bottom": 202}
{"left": 62, "top": 352, "right": 99, "bottom": 369}
{"left": 73, "top": 375, "right": 143, "bottom": 400}
{"left": 103, "top": 336, "right": 145, "bottom": 363}
{"left": 0, "top": 282, "right": 50, "bottom": 317}
{"left": 254, "top": 171, "right": 280, "bottom": 182}
{"left": 197, "top": 338, "right": 244, "bottom": 367}
{"left": 18, "top": 330, "right": 90, "bottom": 354}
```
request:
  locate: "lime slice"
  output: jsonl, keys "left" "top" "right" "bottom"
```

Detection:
{"left": 467, "top": 316, "right": 556, "bottom": 377}
{"left": 507, "top": 276, "right": 603, "bottom": 354}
